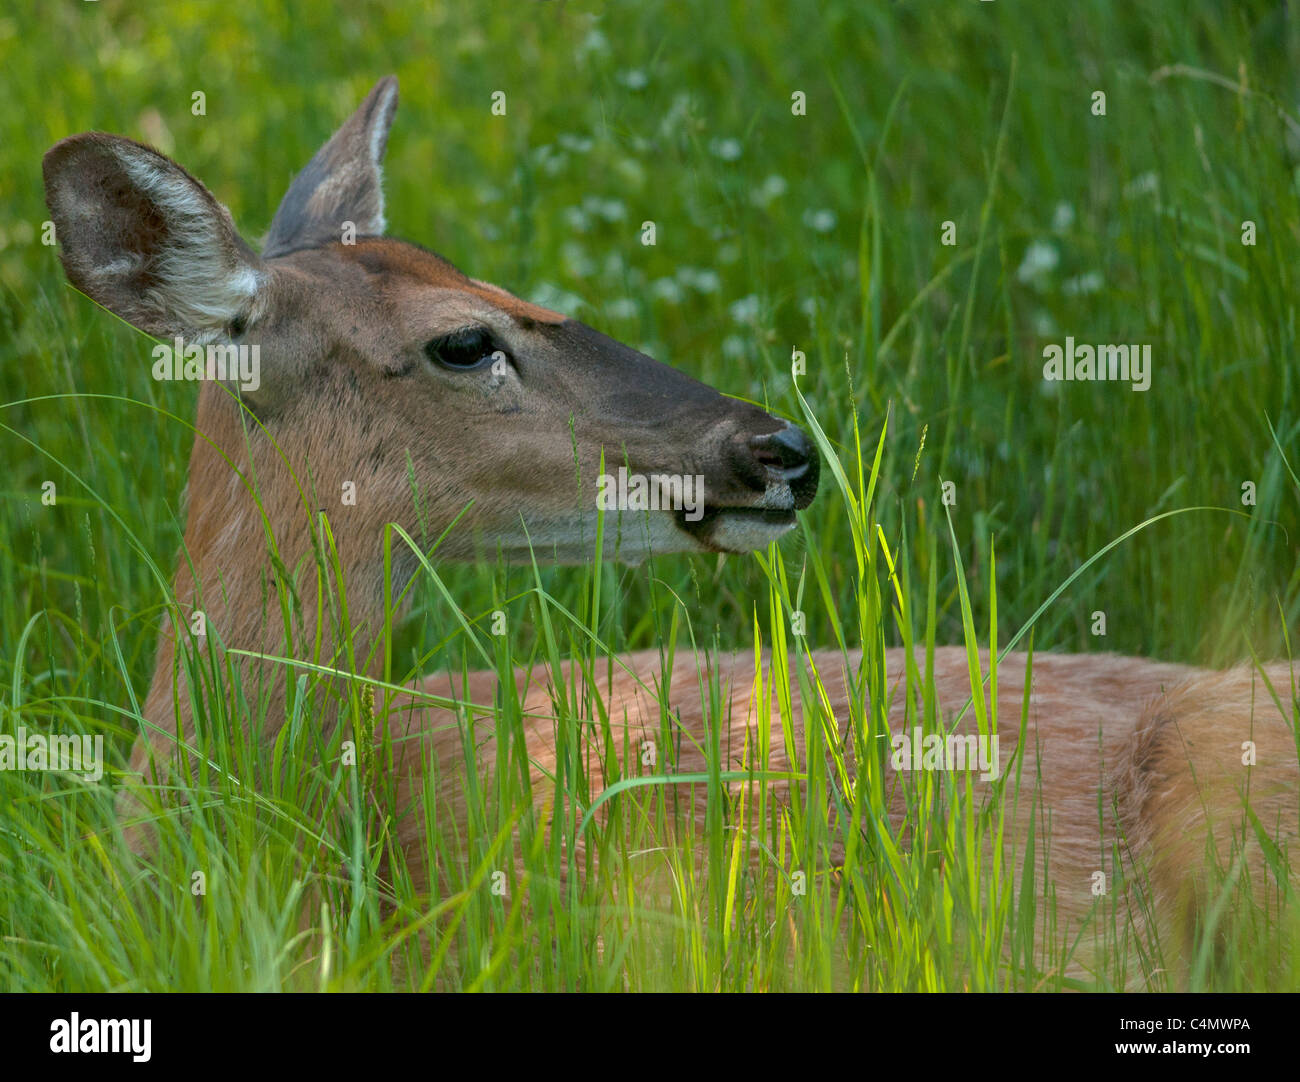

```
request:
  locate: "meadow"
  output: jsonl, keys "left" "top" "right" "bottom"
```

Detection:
{"left": 1, "top": 0, "right": 1298, "bottom": 991}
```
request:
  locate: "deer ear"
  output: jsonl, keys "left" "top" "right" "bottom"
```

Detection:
{"left": 43, "top": 133, "right": 263, "bottom": 339}
{"left": 262, "top": 76, "right": 398, "bottom": 258}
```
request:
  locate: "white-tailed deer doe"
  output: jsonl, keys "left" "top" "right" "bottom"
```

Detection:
{"left": 43, "top": 77, "right": 1298, "bottom": 984}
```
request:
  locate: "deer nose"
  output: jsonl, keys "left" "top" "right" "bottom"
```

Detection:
{"left": 746, "top": 423, "right": 819, "bottom": 508}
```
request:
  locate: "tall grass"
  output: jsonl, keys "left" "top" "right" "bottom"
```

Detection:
{"left": 3, "top": 374, "right": 1295, "bottom": 991}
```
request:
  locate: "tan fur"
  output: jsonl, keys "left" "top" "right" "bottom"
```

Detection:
{"left": 383, "top": 647, "right": 1297, "bottom": 979}
{"left": 338, "top": 238, "right": 567, "bottom": 325}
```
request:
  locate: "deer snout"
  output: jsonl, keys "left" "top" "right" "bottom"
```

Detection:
{"left": 725, "top": 421, "right": 820, "bottom": 509}
{"left": 748, "top": 424, "right": 819, "bottom": 507}
{"left": 671, "top": 418, "right": 818, "bottom": 553}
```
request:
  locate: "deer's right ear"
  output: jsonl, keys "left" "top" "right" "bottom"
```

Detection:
{"left": 43, "top": 133, "right": 262, "bottom": 339}
{"left": 262, "top": 76, "right": 399, "bottom": 258}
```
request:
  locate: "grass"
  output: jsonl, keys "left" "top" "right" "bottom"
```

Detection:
{"left": 1, "top": 0, "right": 1299, "bottom": 991}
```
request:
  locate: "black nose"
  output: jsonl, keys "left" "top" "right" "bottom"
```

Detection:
{"left": 747, "top": 423, "right": 819, "bottom": 508}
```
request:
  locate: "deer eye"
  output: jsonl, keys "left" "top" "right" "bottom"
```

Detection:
{"left": 424, "top": 327, "right": 505, "bottom": 371}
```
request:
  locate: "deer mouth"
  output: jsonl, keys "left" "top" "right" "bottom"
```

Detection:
{"left": 665, "top": 419, "right": 819, "bottom": 553}
{"left": 667, "top": 420, "right": 818, "bottom": 553}
{"left": 675, "top": 505, "right": 799, "bottom": 553}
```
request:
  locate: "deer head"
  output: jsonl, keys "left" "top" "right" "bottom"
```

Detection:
{"left": 43, "top": 76, "right": 818, "bottom": 613}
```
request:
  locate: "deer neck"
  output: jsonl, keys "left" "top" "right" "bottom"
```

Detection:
{"left": 142, "top": 385, "right": 393, "bottom": 746}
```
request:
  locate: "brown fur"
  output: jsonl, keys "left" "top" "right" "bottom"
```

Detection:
{"left": 339, "top": 238, "right": 567, "bottom": 325}
{"left": 384, "top": 647, "right": 1297, "bottom": 979}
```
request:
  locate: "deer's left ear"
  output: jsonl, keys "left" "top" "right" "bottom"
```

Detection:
{"left": 263, "top": 76, "right": 399, "bottom": 258}
{"left": 43, "top": 133, "right": 263, "bottom": 339}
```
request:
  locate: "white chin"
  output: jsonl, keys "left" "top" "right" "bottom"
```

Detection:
{"left": 467, "top": 509, "right": 797, "bottom": 564}
{"left": 705, "top": 510, "right": 797, "bottom": 553}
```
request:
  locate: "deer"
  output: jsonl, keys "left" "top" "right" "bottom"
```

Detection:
{"left": 42, "top": 76, "right": 1299, "bottom": 987}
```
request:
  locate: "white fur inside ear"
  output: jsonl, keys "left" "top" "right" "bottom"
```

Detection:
{"left": 365, "top": 81, "right": 397, "bottom": 234}
{"left": 369, "top": 80, "right": 397, "bottom": 165}
{"left": 116, "top": 149, "right": 262, "bottom": 331}
{"left": 369, "top": 163, "right": 386, "bottom": 236}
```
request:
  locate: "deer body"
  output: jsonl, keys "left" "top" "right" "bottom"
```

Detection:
{"left": 392, "top": 647, "right": 1297, "bottom": 972}
{"left": 42, "top": 77, "right": 1298, "bottom": 985}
